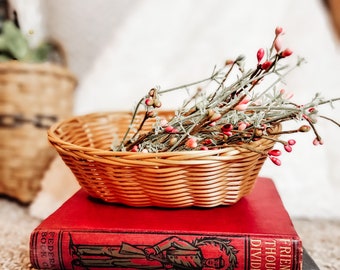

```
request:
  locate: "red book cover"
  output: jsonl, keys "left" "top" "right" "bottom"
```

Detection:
{"left": 29, "top": 177, "right": 303, "bottom": 270}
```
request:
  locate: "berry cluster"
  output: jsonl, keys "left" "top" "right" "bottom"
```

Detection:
{"left": 113, "top": 27, "right": 339, "bottom": 166}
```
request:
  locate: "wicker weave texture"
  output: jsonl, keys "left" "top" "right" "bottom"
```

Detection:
{"left": 48, "top": 111, "right": 278, "bottom": 207}
{"left": 0, "top": 61, "right": 77, "bottom": 203}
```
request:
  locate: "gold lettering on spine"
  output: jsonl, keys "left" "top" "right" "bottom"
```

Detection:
{"left": 250, "top": 239, "right": 262, "bottom": 269}
{"left": 264, "top": 239, "right": 277, "bottom": 269}
{"left": 250, "top": 238, "right": 294, "bottom": 270}
{"left": 279, "top": 239, "right": 292, "bottom": 270}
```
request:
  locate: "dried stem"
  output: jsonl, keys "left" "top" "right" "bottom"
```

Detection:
{"left": 112, "top": 28, "right": 339, "bottom": 156}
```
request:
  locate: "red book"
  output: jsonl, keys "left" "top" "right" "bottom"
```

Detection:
{"left": 29, "top": 177, "right": 303, "bottom": 270}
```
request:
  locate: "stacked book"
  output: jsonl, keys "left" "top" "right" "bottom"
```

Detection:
{"left": 29, "top": 177, "right": 319, "bottom": 269}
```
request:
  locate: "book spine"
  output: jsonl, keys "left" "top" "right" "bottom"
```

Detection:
{"left": 30, "top": 230, "right": 303, "bottom": 270}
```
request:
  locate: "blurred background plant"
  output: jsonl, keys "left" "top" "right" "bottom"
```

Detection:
{"left": 0, "top": 20, "right": 50, "bottom": 62}
{"left": 0, "top": 0, "right": 64, "bottom": 64}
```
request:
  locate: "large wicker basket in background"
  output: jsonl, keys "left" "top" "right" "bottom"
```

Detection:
{"left": 0, "top": 61, "right": 77, "bottom": 203}
{"left": 48, "top": 111, "right": 280, "bottom": 208}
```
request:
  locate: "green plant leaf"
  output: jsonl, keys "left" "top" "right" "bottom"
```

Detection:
{"left": 1, "top": 21, "right": 29, "bottom": 60}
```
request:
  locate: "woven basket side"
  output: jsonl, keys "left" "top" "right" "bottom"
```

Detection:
{"left": 48, "top": 111, "right": 279, "bottom": 207}
{"left": 0, "top": 62, "right": 76, "bottom": 117}
{"left": 0, "top": 62, "right": 77, "bottom": 203}
{"left": 55, "top": 151, "right": 266, "bottom": 207}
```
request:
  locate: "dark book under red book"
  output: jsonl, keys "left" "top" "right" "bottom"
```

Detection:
{"left": 29, "top": 177, "right": 303, "bottom": 270}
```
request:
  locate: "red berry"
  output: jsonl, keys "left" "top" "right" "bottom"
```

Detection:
{"left": 281, "top": 48, "right": 293, "bottom": 58}
{"left": 186, "top": 138, "right": 198, "bottom": 148}
{"left": 274, "top": 38, "right": 282, "bottom": 52}
{"left": 223, "top": 131, "right": 232, "bottom": 137}
{"left": 131, "top": 145, "right": 139, "bottom": 152}
{"left": 261, "top": 61, "right": 272, "bottom": 71}
{"left": 288, "top": 139, "right": 296, "bottom": 146}
{"left": 164, "top": 126, "right": 174, "bottom": 133}
{"left": 257, "top": 48, "right": 265, "bottom": 63}
{"left": 269, "top": 156, "right": 281, "bottom": 166}
{"left": 202, "top": 139, "right": 213, "bottom": 145}
{"left": 238, "top": 122, "right": 247, "bottom": 131}
{"left": 313, "top": 137, "right": 324, "bottom": 146}
{"left": 145, "top": 98, "right": 153, "bottom": 106}
{"left": 221, "top": 124, "right": 233, "bottom": 133}
{"left": 284, "top": 145, "right": 292, "bottom": 152}
{"left": 275, "top": 26, "right": 283, "bottom": 36}
{"left": 268, "top": 149, "right": 281, "bottom": 156}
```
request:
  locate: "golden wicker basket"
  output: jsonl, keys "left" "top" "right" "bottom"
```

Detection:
{"left": 48, "top": 111, "right": 279, "bottom": 207}
{"left": 0, "top": 61, "right": 77, "bottom": 203}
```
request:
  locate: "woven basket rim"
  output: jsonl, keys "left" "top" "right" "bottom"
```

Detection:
{"left": 48, "top": 111, "right": 280, "bottom": 159}
{"left": 0, "top": 60, "right": 77, "bottom": 83}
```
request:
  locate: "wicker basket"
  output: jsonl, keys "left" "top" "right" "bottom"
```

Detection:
{"left": 48, "top": 111, "right": 280, "bottom": 207}
{"left": 0, "top": 61, "right": 77, "bottom": 203}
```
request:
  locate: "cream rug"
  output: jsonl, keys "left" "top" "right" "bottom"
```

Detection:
{"left": 0, "top": 197, "right": 40, "bottom": 270}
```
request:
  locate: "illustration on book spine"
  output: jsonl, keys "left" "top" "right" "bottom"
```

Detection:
{"left": 70, "top": 234, "right": 238, "bottom": 269}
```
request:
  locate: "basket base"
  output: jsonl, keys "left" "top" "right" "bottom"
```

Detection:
{"left": 0, "top": 143, "right": 56, "bottom": 204}
{"left": 80, "top": 175, "right": 258, "bottom": 208}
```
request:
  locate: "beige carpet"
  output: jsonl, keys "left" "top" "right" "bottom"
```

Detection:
{"left": 1, "top": 196, "right": 340, "bottom": 270}
{"left": 0, "top": 197, "right": 40, "bottom": 270}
